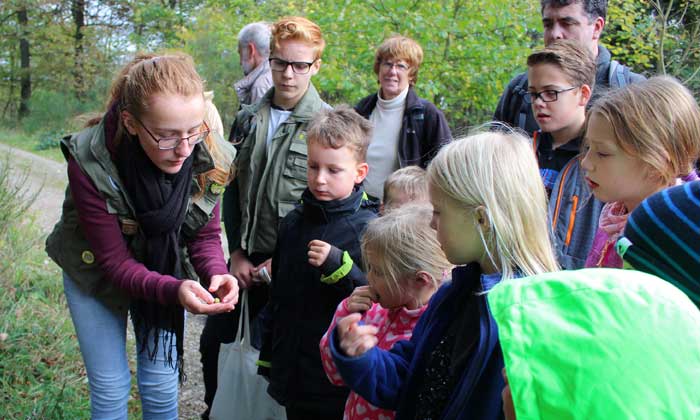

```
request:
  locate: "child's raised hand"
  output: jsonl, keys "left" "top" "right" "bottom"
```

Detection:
{"left": 336, "top": 313, "right": 379, "bottom": 357}
{"left": 347, "top": 286, "right": 374, "bottom": 313}
{"left": 308, "top": 239, "right": 331, "bottom": 267}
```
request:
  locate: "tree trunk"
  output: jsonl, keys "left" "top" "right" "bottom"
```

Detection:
{"left": 72, "top": 0, "right": 86, "bottom": 101}
{"left": 18, "top": 7, "right": 31, "bottom": 120}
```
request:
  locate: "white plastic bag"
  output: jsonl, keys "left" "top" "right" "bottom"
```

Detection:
{"left": 210, "top": 290, "right": 286, "bottom": 420}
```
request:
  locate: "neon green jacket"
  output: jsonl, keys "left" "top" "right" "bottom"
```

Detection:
{"left": 488, "top": 268, "right": 700, "bottom": 420}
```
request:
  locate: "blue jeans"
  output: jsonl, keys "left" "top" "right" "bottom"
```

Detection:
{"left": 63, "top": 273, "right": 179, "bottom": 420}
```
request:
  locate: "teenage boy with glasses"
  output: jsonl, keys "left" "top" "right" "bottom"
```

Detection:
{"left": 526, "top": 39, "right": 603, "bottom": 270}
{"left": 202, "top": 16, "right": 330, "bottom": 420}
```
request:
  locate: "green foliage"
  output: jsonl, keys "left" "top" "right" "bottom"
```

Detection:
{"left": 4, "top": 0, "right": 697, "bottom": 130}
{"left": 35, "top": 130, "right": 63, "bottom": 151}
{"left": 177, "top": 0, "right": 540, "bottom": 129}
{"left": 0, "top": 159, "right": 88, "bottom": 418}
{"left": 606, "top": 0, "right": 700, "bottom": 93}
{"left": 605, "top": 0, "right": 656, "bottom": 71}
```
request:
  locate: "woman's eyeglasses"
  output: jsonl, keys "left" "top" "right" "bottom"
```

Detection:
{"left": 135, "top": 118, "right": 210, "bottom": 150}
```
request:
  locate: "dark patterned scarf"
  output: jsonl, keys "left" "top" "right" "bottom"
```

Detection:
{"left": 108, "top": 104, "right": 194, "bottom": 381}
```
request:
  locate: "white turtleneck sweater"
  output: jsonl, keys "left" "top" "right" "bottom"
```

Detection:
{"left": 364, "top": 87, "right": 408, "bottom": 199}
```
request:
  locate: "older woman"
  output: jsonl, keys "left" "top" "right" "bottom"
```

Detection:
{"left": 355, "top": 35, "right": 451, "bottom": 200}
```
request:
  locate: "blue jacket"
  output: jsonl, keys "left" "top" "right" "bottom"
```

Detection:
{"left": 260, "top": 186, "right": 379, "bottom": 411}
{"left": 330, "top": 263, "right": 505, "bottom": 420}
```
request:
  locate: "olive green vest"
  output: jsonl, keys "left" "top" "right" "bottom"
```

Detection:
{"left": 234, "top": 83, "right": 330, "bottom": 255}
{"left": 46, "top": 120, "right": 236, "bottom": 310}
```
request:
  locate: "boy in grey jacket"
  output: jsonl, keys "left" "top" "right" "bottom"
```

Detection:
{"left": 526, "top": 39, "right": 602, "bottom": 269}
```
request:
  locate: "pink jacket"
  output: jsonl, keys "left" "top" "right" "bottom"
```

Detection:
{"left": 319, "top": 298, "right": 427, "bottom": 420}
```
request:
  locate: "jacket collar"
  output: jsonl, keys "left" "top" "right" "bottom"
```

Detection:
{"left": 301, "top": 185, "right": 371, "bottom": 222}
{"left": 363, "top": 86, "right": 423, "bottom": 115}
{"left": 234, "top": 60, "right": 271, "bottom": 94}
{"left": 595, "top": 44, "right": 613, "bottom": 85}
{"left": 246, "top": 82, "right": 325, "bottom": 123}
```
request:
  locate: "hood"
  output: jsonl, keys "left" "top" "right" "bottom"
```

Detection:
{"left": 488, "top": 268, "right": 700, "bottom": 419}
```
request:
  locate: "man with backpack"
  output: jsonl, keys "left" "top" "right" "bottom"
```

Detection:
{"left": 494, "top": 0, "right": 644, "bottom": 133}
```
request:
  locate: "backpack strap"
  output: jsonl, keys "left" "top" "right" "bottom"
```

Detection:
{"left": 608, "top": 60, "right": 628, "bottom": 89}
{"left": 515, "top": 76, "right": 530, "bottom": 130}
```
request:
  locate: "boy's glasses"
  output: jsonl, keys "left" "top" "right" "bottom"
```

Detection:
{"left": 524, "top": 86, "right": 577, "bottom": 104}
{"left": 269, "top": 58, "right": 317, "bottom": 74}
{"left": 135, "top": 118, "right": 210, "bottom": 150}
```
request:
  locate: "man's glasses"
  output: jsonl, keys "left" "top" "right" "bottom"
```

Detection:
{"left": 269, "top": 58, "right": 317, "bottom": 74}
{"left": 135, "top": 118, "right": 210, "bottom": 150}
{"left": 381, "top": 61, "right": 409, "bottom": 73}
{"left": 524, "top": 86, "right": 577, "bottom": 103}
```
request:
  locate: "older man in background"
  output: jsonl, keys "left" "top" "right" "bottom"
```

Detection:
{"left": 234, "top": 21, "right": 273, "bottom": 108}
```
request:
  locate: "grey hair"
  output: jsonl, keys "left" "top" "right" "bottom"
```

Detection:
{"left": 238, "top": 22, "right": 271, "bottom": 58}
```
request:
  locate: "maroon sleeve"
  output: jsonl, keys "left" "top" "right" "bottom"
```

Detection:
{"left": 67, "top": 158, "right": 182, "bottom": 304}
{"left": 186, "top": 201, "right": 228, "bottom": 285}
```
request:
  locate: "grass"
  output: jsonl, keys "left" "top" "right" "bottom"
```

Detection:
{"left": 0, "top": 159, "right": 143, "bottom": 419}
{"left": 0, "top": 127, "right": 65, "bottom": 163}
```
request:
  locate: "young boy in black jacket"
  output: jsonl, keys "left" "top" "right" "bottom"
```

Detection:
{"left": 258, "top": 105, "right": 378, "bottom": 420}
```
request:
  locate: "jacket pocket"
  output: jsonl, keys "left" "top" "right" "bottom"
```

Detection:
{"left": 283, "top": 140, "right": 308, "bottom": 181}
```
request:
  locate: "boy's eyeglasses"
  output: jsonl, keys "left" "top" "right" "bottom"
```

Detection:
{"left": 135, "top": 118, "right": 210, "bottom": 150}
{"left": 381, "top": 61, "right": 410, "bottom": 73}
{"left": 269, "top": 58, "right": 317, "bottom": 74}
{"left": 524, "top": 86, "right": 577, "bottom": 104}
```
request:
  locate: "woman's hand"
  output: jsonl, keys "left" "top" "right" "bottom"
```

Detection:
{"left": 177, "top": 276, "right": 239, "bottom": 315}
{"left": 336, "top": 313, "right": 379, "bottom": 357}
{"left": 347, "top": 286, "right": 375, "bottom": 313}
{"left": 308, "top": 240, "right": 331, "bottom": 267}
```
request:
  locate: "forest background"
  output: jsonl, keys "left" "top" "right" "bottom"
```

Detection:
{"left": 0, "top": 0, "right": 699, "bottom": 418}
{"left": 1, "top": 0, "right": 700, "bottom": 141}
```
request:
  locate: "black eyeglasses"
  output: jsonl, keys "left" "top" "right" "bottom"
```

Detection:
{"left": 524, "top": 86, "right": 578, "bottom": 104}
{"left": 134, "top": 118, "right": 210, "bottom": 150}
{"left": 269, "top": 58, "right": 317, "bottom": 74}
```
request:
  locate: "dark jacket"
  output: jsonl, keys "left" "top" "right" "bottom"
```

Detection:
{"left": 329, "top": 263, "right": 505, "bottom": 420}
{"left": 494, "top": 45, "right": 645, "bottom": 133}
{"left": 259, "top": 186, "right": 379, "bottom": 411}
{"left": 355, "top": 86, "right": 452, "bottom": 168}
{"left": 533, "top": 131, "right": 603, "bottom": 270}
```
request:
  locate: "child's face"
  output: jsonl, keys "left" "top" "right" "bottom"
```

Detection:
{"left": 429, "top": 183, "right": 485, "bottom": 266}
{"left": 581, "top": 113, "right": 663, "bottom": 211}
{"left": 307, "top": 141, "right": 368, "bottom": 201}
{"left": 366, "top": 254, "right": 406, "bottom": 309}
{"left": 527, "top": 63, "right": 588, "bottom": 139}
{"left": 365, "top": 251, "right": 425, "bottom": 310}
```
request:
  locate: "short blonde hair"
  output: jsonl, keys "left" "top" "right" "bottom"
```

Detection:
{"left": 306, "top": 104, "right": 372, "bottom": 162}
{"left": 362, "top": 204, "right": 451, "bottom": 297}
{"left": 527, "top": 39, "right": 596, "bottom": 89}
{"left": 587, "top": 76, "right": 700, "bottom": 185}
{"left": 271, "top": 16, "right": 326, "bottom": 60}
{"left": 383, "top": 166, "right": 429, "bottom": 209}
{"left": 427, "top": 130, "right": 559, "bottom": 279}
{"left": 373, "top": 36, "right": 424, "bottom": 85}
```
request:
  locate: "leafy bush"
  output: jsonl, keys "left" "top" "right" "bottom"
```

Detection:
{"left": 0, "top": 158, "right": 90, "bottom": 418}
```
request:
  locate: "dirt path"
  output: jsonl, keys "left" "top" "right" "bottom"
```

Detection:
{"left": 1, "top": 144, "right": 207, "bottom": 419}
